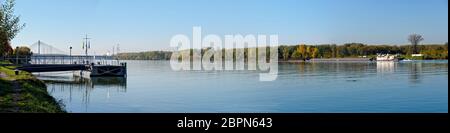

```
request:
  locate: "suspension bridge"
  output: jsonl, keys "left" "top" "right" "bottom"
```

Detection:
{"left": 13, "top": 40, "right": 127, "bottom": 77}
{"left": 29, "top": 41, "right": 115, "bottom": 64}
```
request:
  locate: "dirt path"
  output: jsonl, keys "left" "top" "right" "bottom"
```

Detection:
{"left": 1, "top": 72, "right": 21, "bottom": 112}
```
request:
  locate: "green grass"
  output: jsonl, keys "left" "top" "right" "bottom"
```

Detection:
{"left": 0, "top": 66, "right": 35, "bottom": 81}
{"left": 0, "top": 79, "right": 15, "bottom": 112}
{"left": 398, "top": 55, "right": 426, "bottom": 60}
{"left": 0, "top": 60, "right": 11, "bottom": 64}
{"left": 0, "top": 61, "right": 66, "bottom": 113}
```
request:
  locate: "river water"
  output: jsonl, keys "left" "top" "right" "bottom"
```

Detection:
{"left": 36, "top": 60, "right": 448, "bottom": 113}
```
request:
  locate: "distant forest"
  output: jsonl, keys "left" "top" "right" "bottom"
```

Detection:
{"left": 116, "top": 43, "right": 448, "bottom": 60}
{"left": 117, "top": 51, "right": 172, "bottom": 60}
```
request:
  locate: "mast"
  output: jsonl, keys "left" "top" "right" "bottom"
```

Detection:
{"left": 83, "top": 35, "right": 91, "bottom": 57}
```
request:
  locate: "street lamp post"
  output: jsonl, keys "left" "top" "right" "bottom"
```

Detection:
{"left": 15, "top": 47, "right": 19, "bottom": 65}
{"left": 70, "top": 46, "right": 73, "bottom": 64}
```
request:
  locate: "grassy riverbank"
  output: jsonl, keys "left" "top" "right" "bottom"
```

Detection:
{"left": 0, "top": 62, "right": 65, "bottom": 113}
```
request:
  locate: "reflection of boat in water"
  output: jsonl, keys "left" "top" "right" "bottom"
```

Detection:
{"left": 377, "top": 61, "right": 396, "bottom": 73}
{"left": 376, "top": 54, "right": 399, "bottom": 62}
{"left": 40, "top": 74, "right": 127, "bottom": 96}
{"left": 73, "top": 63, "right": 127, "bottom": 78}
{"left": 402, "top": 59, "right": 413, "bottom": 62}
{"left": 41, "top": 75, "right": 127, "bottom": 105}
{"left": 42, "top": 76, "right": 127, "bottom": 87}
{"left": 76, "top": 76, "right": 127, "bottom": 86}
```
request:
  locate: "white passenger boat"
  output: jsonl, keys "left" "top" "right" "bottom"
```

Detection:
{"left": 376, "top": 54, "right": 399, "bottom": 62}
{"left": 402, "top": 59, "right": 413, "bottom": 62}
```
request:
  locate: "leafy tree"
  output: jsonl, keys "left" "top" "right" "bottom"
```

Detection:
{"left": 14, "top": 46, "right": 31, "bottom": 56}
{"left": 331, "top": 44, "right": 337, "bottom": 58}
{"left": 0, "top": 0, "right": 25, "bottom": 57}
{"left": 281, "top": 46, "right": 290, "bottom": 60}
{"left": 9, "top": 46, "right": 32, "bottom": 64}
{"left": 311, "top": 47, "right": 319, "bottom": 58}
{"left": 291, "top": 45, "right": 302, "bottom": 60}
{"left": 408, "top": 34, "right": 424, "bottom": 54}
{"left": 298, "top": 44, "right": 308, "bottom": 60}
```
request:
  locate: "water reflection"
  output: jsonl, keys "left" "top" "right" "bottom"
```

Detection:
{"left": 38, "top": 60, "right": 447, "bottom": 113}
{"left": 377, "top": 61, "right": 396, "bottom": 74}
{"left": 409, "top": 62, "right": 423, "bottom": 84}
{"left": 283, "top": 61, "right": 437, "bottom": 84}
{"left": 39, "top": 74, "right": 127, "bottom": 106}
{"left": 282, "top": 62, "right": 374, "bottom": 82}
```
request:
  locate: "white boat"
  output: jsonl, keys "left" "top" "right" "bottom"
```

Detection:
{"left": 376, "top": 54, "right": 398, "bottom": 62}
{"left": 402, "top": 59, "right": 413, "bottom": 62}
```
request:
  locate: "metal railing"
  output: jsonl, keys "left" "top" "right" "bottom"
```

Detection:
{"left": 2, "top": 55, "right": 121, "bottom": 66}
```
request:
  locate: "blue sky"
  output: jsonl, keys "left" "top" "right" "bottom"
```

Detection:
{"left": 9, "top": 0, "right": 449, "bottom": 55}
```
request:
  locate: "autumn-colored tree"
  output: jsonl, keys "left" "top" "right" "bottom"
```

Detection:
{"left": 298, "top": 44, "right": 308, "bottom": 60}
{"left": 0, "top": 0, "right": 25, "bottom": 57}
{"left": 291, "top": 46, "right": 302, "bottom": 60}
{"left": 311, "top": 47, "right": 319, "bottom": 58}
{"left": 306, "top": 46, "right": 311, "bottom": 59}
{"left": 282, "top": 47, "right": 290, "bottom": 60}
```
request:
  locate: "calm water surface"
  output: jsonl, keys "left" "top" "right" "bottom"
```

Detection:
{"left": 37, "top": 60, "right": 448, "bottom": 113}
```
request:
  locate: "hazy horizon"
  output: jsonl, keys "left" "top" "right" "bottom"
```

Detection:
{"left": 10, "top": 0, "right": 449, "bottom": 55}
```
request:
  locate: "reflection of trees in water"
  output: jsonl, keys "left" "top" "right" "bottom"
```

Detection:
{"left": 44, "top": 76, "right": 127, "bottom": 106}
{"left": 409, "top": 62, "right": 422, "bottom": 84}
{"left": 376, "top": 61, "right": 424, "bottom": 84}
{"left": 281, "top": 62, "right": 372, "bottom": 81}
{"left": 285, "top": 61, "right": 431, "bottom": 85}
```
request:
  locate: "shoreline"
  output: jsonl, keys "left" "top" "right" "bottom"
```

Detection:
{"left": 0, "top": 63, "right": 66, "bottom": 113}
{"left": 118, "top": 58, "right": 447, "bottom": 62}
{"left": 279, "top": 58, "right": 373, "bottom": 63}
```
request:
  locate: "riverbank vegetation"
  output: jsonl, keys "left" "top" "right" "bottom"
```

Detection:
{"left": 0, "top": 62, "right": 65, "bottom": 113}
{"left": 117, "top": 51, "right": 172, "bottom": 60}
{"left": 281, "top": 43, "right": 448, "bottom": 60}
{"left": 117, "top": 43, "right": 448, "bottom": 61}
{"left": 0, "top": 0, "right": 63, "bottom": 112}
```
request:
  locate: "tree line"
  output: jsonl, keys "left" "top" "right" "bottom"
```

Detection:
{"left": 280, "top": 43, "right": 448, "bottom": 60}
{"left": 1, "top": 0, "right": 446, "bottom": 62}
{"left": 117, "top": 43, "right": 448, "bottom": 61}
{"left": 117, "top": 51, "right": 172, "bottom": 60}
